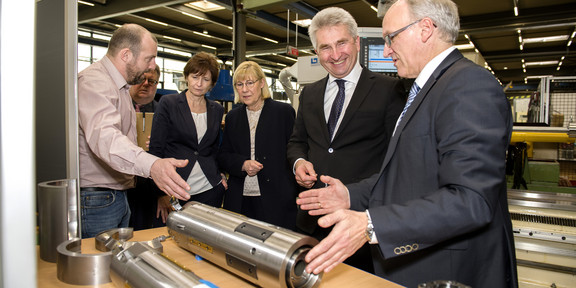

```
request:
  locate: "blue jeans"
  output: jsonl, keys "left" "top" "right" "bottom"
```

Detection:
{"left": 80, "top": 188, "right": 131, "bottom": 238}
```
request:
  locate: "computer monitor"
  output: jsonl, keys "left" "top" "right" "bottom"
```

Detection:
{"left": 359, "top": 37, "right": 397, "bottom": 74}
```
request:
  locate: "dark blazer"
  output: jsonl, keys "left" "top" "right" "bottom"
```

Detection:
{"left": 287, "top": 67, "right": 405, "bottom": 233}
{"left": 218, "top": 98, "right": 298, "bottom": 230}
{"left": 349, "top": 50, "right": 518, "bottom": 287}
{"left": 149, "top": 90, "right": 224, "bottom": 189}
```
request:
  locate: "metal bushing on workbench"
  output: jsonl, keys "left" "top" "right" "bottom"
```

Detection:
{"left": 95, "top": 227, "right": 134, "bottom": 252}
{"left": 56, "top": 238, "right": 113, "bottom": 285}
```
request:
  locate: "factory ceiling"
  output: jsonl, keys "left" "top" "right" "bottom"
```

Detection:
{"left": 78, "top": 0, "right": 576, "bottom": 90}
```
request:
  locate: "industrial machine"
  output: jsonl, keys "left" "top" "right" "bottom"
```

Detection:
{"left": 167, "top": 201, "right": 322, "bottom": 288}
{"left": 508, "top": 189, "right": 576, "bottom": 287}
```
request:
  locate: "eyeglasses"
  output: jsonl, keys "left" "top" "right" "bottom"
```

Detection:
{"left": 143, "top": 78, "right": 158, "bottom": 85}
{"left": 383, "top": 19, "right": 422, "bottom": 47}
{"left": 235, "top": 80, "right": 259, "bottom": 89}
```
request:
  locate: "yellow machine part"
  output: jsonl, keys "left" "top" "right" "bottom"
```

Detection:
{"left": 510, "top": 132, "right": 574, "bottom": 157}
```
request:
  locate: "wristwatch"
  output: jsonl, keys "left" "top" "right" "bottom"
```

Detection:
{"left": 364, "top": 210, "right": 375, "bottom": 243}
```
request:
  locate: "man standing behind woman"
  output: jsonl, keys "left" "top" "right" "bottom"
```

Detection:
{"left": 218, "top": 61, "right": 298, "bottom": 230}
{"left": 149, "top": 52, "right": 227, "bottom": 222}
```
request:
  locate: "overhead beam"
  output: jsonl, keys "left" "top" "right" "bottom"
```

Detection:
{"left": 241, "top": 0, "right": 299, "bottom": 10}
{"left": 78, "top": 0, "right": 190, "bottom": 23}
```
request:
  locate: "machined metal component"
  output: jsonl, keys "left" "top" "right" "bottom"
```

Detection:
{"left": 167, "top": 201, "right": 322, "bottom": 288}
{"left": 37, "top": 179, "right": 80, "bottom": 263}
{"left": 95, "top": 227, "right": 135, "bottom": 252}
{"left": 56, "top": 238, "right": 113, "bottom": 285}
{"left": 110, "top": 242, "right": 215, "bottom": 288}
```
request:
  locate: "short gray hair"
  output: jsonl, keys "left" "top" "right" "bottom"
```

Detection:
{"left": 308, "top": 7, "right": 358, "bottom": 50}
{"left": 384, "top": 0, "right": 460, "bottom": 44}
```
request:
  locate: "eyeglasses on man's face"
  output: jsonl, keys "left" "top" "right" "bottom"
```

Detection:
{"left": 235, "top": 79, "right": 259, "bottom": 89}
{"left": 383, "top": 19, "right": 422, "bottom": 47}
{"left": 143, "top": 78, "right": 158, "bottom": 85}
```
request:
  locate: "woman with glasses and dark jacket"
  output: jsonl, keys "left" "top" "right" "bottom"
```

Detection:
{"left": 217, "top": 61, "right": 298, "bottom": 230}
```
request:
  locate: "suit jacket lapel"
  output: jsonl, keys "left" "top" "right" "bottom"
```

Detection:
{"left": 310, "top": 76, "right": 331, "bottom": 143}
{"left": 333, "top": 68, "right": 372, "bottom": 141}
{"left": 177, "top": 91, "right": 199, "bottom": 147}
{"left": 380, "top": 49, "right": 464, "bottom": 171}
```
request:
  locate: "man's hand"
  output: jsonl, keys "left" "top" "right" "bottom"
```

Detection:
{"left": 305, "top": 209, "right": 369, "bottom": 274}
{"left": 156, "top": 195, "right": 173, "bottom": 223}
{"left": 296, "top": 175, "right": 350, "bottom": 215}
{"left": 294, "top": 159, "right": 317, "bottom": 188}
{"left": 150, "top": 158, "right": 190, "bottom": 200}
{"left": 242, "top": 160, "right": 263, "bottom": 177}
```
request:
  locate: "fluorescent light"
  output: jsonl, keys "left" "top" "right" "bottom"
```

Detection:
{"left": 201, "top": 44, "right": 217, "bottom": 50}
{"left": 181, "top": 12, "right": 205, "bottom": 21}
{"left": 194, "top": 31, "right": 213, "bottom": 38}
{"left": 261, "top": 37, "right": 279, "bottom": 44}
{"left": 525, "top": 61, "right": 559, "bottom": 67}
{"left": 185, "top": 1, "right": 225, "bottom": 12}
{"left": 523, "top": 35, "right": 569, "bottom": 44}
{"left": 526, "top": 75, "right": 553, "bottom": 79}
{"left": 292, "top": 19, "right": 312, "bottom": 28}
{"left": 145, "top": 18, "right": 168, "bottom": 26}
{"left": 370, "top": 5, "right": 378, "bottom": 12}
{"left": 514, "top": 6, "right": 518, "bottom": 16}
{"left": 455, "top": 43, "right": 474, "bottom": 50}
{"left": 78, "top": 1, "right": 94, "bottom": 6}
{"left": 163, "top": 35, "right": 181, "bottom": 41}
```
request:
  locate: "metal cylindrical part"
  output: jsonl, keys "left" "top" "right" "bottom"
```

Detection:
{"left": 110, "top": 242, "right": 210, "bottom": 288}
{"left": 167, "top": 201, "right": 322, "bottom": 288}
{"left": 37, "top": 179, "right": 79, "bottom": 262}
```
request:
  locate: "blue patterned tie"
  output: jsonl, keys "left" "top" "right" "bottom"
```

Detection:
{"left": 327, "top": 79, "right": 346, "bottom": 139}
{"left": 393, "top": 82, "right": 420, "bottom": 135}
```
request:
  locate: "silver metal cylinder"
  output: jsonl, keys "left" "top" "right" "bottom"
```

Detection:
{"left": 167, "top": 201, "right": 322, "bottom": 288}
{"left": 37, "top": 178, "right": 80, "bottom": 262}
{"left": 110, "top": 242, "right": 212, "bottom": 288}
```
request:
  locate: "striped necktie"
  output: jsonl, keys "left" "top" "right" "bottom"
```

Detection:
{"left": 393, "top": 82, "right": 420, "bottom": 135}
{"left": 327, "top": 79, "right": 346, "bottom": 139}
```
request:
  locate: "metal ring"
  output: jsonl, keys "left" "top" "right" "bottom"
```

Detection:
{"left": 56, "top": 238, "right": 112, "bottom": 285}
{"left": 318, "top": 202, "right": 322, "bottom": 209}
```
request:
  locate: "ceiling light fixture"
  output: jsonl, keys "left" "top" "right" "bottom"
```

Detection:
{"left": 145, "top": 18, "right": 168, "bottom": 26}
{"left": 568, "top": 28, "right": 576, "bottom": 46}
{"left": 526, "top": 75, "right": 553, "bottom": 79}
{"left": 163, "top": 35, "right": 181, "bottom": 42}
{"left": 193, "top": 31, "right": 212, "bottom": 38}
{"left": 78, "top": 1, "right": 94, "bottom": 6}
{"left": 185, "top": 1, "right": 225, "bottom": 12}
{"left": 454, "top": 43, "right": 474, "bottom": 50}
{"left": 517, "top": 30, "right": 523, "bottom": 51}
{"left": 513, "top": 0, "right": 519, "bottom": 16}
{"left": 261, "top": 37, "right": 279, "bottom": 44}
{"left": 525, "top": 60, "right": 559, "bottom": 67}
{"left": 201, "top": 44, "right": 217, "bottom": 50}
{"left": 523, "top": 35, "right": 569, "bottom": 44}
{"left": 292, "top": 19, "right": 312, "bottom": 28}
{"left": 181, "top": 12, "right": 205, "bottom": 21}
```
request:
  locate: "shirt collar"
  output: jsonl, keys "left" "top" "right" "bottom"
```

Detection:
{"left": 328, "top": 61, "right": 362, "bottom": 85}
{"left": 414, "top": 46, "right": 456, "bottom": 89}
{"left": 101, "top": 55, "right": 130, "bottom": 91}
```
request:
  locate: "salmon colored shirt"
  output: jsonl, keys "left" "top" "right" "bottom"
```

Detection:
{"left": 78, "top": 56, "right": 158, "bottom": 190}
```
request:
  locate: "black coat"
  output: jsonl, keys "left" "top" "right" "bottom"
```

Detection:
{"left": 218, "top": 98, "right": 298, "bottom": 229}
{"left": 149, "top": 90, "right": 224, "bottom": 189}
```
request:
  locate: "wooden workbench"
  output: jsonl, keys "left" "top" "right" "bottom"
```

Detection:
{"left": 37, "top": 227, "right": 403, "bottom": 288}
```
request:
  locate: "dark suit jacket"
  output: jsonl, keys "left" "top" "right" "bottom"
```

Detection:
{"left": 149, "top": 90, "right": 224, "bottom": 189}
{"left": 217, "top": 98, "right": 298, "bottom": 229}
{"left": 349, "top": 50, "right": 518, "bottom": 287}
{"left": 287, "top": 67, "right": 405, "bottom": 233}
